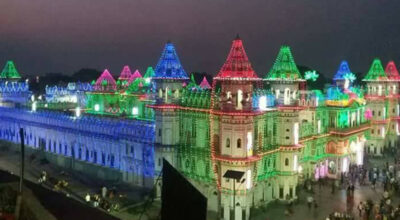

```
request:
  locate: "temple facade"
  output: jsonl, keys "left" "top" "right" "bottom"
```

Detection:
{"left": 0, "top": 37, "right": 399, "bottom": 220}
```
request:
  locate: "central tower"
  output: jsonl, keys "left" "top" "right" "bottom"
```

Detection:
{"left": 211, "top": 35, "right": 261, "bottom": 220}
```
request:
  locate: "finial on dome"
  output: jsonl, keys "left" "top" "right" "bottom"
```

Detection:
{"left": 235, "top": 34, "right": 241, "bottom": 40}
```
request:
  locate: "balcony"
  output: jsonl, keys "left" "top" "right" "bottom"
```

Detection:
{"left": 328, "top": 122, "right": 370, "bottom": 137}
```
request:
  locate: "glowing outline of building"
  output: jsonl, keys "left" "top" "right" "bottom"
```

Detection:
{"left": 0, "top": 36, "right": 399, "bottom": 220}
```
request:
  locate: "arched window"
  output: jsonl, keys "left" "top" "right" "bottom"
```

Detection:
{"left": 226, "top": 91, "right": 232, "bottom": 99}
{"left": 86, "top": 149, "right": 89, "bottom": 161}
{"left": 165, "top": 87, "right": 169, "bottom": 102}
{"left": 285, "top": 158, "right": 289, "bottom": 166}
{"left": 226, "top": 138, "right": 230, "bottom": 148}
{"left": 237, "top": 139, "right": 242, "bottom": 148}
{"left": 110, "top": 154, "right": 115, "bottom": 167}
{"left": 101, "top": 153, "right": 106, "bottom": 165}
{"left": 185, "top": 159, "right": 190, "bottom": 168}
{"left": 78, "top": 148, "right": 82, "bottom": 160}
{"left": 93, "top": 151, "right": 97, "bottom": 163}
{"left": 284, "top": 88, "right": 291, "bottom": 105}
{"left": 237, "top": 90, "right": 243, "bottom": 110}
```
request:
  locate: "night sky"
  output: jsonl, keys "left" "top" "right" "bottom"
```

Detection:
{"left": 1, "top": 0, "right": 400, "bottom": 78}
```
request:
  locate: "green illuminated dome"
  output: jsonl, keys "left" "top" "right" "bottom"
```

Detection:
{"left": 266, "top": 45, "right": 303, "bottom": 81}
{"left": 0, "top": 61, "right": 21, "bottom": 79}
{"left": 362, "top": 58, "right": 388, "bottom": 81}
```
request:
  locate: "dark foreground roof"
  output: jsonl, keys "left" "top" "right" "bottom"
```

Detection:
{"left": 0, "top": 169, "right": 120, "bottom": 220}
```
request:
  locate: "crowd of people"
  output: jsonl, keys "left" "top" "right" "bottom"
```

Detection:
{"left": 287, "top": 151, "right": 400, "bottom": 220}
{"left": 325, "top": 153, "right": 400, "bottom": 220}
{"left": 326, "top": 212, "right": 354, "bottom": 220}
{"left": 37, "top": 169, "right": 121, "bottom": 213}
{"left": 350, "top": 162, "right": 400, "bottom": 220}
{"left": 84, "top": 186, "right": 120, "bottom": 212}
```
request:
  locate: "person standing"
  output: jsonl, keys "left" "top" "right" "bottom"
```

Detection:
{"left": 85, "top": 193, "right": 91, "bottom": 203}
{"left": 101, "top": 186, "right": 107, "bottom": 198}
{"left": 307, "top": 195, "right": 313, "bottom": 210}
{"left": 358, "top": 202, "right": 363, "bottom": 217}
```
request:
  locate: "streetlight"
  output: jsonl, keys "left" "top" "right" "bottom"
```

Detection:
{"left": 223, "top": 170, "right": 245, "bottom": 220}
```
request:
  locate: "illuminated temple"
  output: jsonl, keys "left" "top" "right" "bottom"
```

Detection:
{"left": 1, "top": 36, "right": 399, "bottom": 220}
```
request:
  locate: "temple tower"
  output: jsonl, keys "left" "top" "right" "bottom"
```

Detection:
{"left": 383, "top": 61, "right": 400, "bottom": 151}
{"left": 264, "top": 46, "right": 304, "bottom": 201}
{"left": 151, "top": 42, "right": 189, "bottom": 195}
{"left": 211, "top": 36, "right": 260, "bottom": 220}
{"left": 265, "top": 46, "right": 304, "bottom": 106}
{"left": 325, "top": 61, "right": 367, "bottom": 177}
{"left": 363, "top": 58, "right": 390, "bottom": 155}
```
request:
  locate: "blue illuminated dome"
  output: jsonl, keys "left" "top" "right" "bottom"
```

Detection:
{"left": 153, "top": 42, "right": 188, "bottom": 79}
{"left": 333, "top": 60, "right": 351, "bottom": 81}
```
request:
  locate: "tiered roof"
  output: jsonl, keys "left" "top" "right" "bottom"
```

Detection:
{"left": 199, "top": 76, "right": 211, "bottom": 89}
{"left": 128, "top": 70, "right": 142, "bottom": 83}
{"left": 215, "top": 35, "right": 258, "bottom": 79}
{"left": 266, "top": 45, "right": 303, "bottom": 81}
{"left": 1, "top": 61, "right": 21, "bottom": 79}
{"left": 94, "top": 69, "right": 116, "bottom": 91}
{"left": 363, "top": 58, "right": 388, "bottom": 81}
{"left": 385, "top": 61, "right": 400, "bottom": 81}
{"left": 118, "top": 66, "right": 132, "bottom": 81}
{"left": 333, "top": 60, "right": 352, "bottom": 81}
{"left": 154, "top": 42, "right": 188, "bottom": 79}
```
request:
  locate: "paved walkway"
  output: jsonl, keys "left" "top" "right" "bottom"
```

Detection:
{"left": 252, "top": 180, "right": 396, "bottom": 220}
{"left": 253, "top": 154, "right": 400, "bottom": 220}
{"left": 3, "top": 140, "right": 398, "bottom": 220}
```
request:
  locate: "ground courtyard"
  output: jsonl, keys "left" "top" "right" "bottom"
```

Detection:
{"left": 0, "top": 140, "right": 399, "bottom": 220}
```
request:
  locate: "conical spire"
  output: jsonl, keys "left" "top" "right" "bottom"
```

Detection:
{"left": 118, "top": 65, "right": 132, "bottom": 80}
{"left": 216, "top": 37, "right": 258, "bottom": 79}
{"left": 154, "top": 42, "right": 188, "bottom": 79}
{"left": 385, "top": 61, "right": 400, "bottom": 81}
{"left": 144, "top": 66, "right": 155, "bottom": 78}
{"left": 1, "top": 61, "right": 21, "bottom": 79}
{"left": 129, "top": 70, "right": 142, "bottom": 83}
{"left": 199, "top": 76, "right": 211, "bottom": 89}
{"left": 333, "top": 60, "right": 352, "bottom": 81}
{"left": 94, "top": 69, "right": 116, "bottom": 91}
{"left": 186, "top": 73, "right": 198, "bottom": 89}
{"left": 363, "top": 58, "right": 388, "bottom": 81}
{"left": 266, "top": 45, "right": 302, "bottom": 80}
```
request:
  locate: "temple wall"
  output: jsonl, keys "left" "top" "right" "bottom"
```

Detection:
{"left": 0, "top": 106, "right": 156, "bottom": 187}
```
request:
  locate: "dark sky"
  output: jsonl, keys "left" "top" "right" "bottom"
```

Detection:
{"left": 1, "top": 0, "right": 400, "bottom": 78}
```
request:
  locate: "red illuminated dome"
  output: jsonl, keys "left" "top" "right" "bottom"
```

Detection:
{"left": 215, "top": 35, "right": 259, "bottom": 79}
{"left": 385, "top": 61, "right": 400, "bottom": 81}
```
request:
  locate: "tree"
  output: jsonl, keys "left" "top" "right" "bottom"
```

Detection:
{"left": 71, "top": 68, "right": 101, "bottom": 82}
{"left": 298, "top": 65, "right": 329, "bottom": 90}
